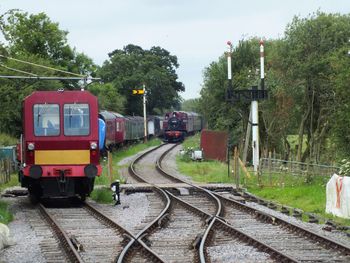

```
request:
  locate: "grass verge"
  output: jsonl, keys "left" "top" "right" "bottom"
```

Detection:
{"left": 90, "top": 188, "right": 114, "bottom": 204}
{"left": 0, "top": 173, "right": 19, "bottom": 224}
{"left": 177, "top": 134, "right": 350, "bottom": 226}
{"left": 0, "top": 201, "right": 13, "bottom": 224}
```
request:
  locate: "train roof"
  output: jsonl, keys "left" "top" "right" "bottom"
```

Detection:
{"left": 24, "top": 90, "right": 96, "bottom": 103}
{"left": 100, "top": 110, "right": 124, "bottom": 119}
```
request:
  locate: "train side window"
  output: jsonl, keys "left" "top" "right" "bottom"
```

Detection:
{"left": 64, "top": 104, "right": 90, "bottom": 136}
{"left": 33, "top": 104, "right": 60, "bottom": 136}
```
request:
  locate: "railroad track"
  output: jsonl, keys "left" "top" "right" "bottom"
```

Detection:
{"left": 212, "top": 194, "right": 350, "bottom": 262}
{"left": 37, "top": 199, "right": 162, "bottom": 263}
{"left": 121, "top": 143, "right": 296, "bottom": 262}
{"left": 124, "top": 142, "right": 350, "bottom": 262}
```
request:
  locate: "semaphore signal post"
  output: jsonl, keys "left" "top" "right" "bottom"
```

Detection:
{"left": 226, "top": 40, "right": 268, "bottom": 173}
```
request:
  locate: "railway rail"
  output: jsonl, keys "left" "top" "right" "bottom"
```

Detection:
{"left": 37, "top": 199, "right": 163, "bottom": 263}
{"left": 24, "top": 142, "right": 350, "bottom": 263}
{"left": 123, "top": 142, "right": 350, "bottom": 262}
{"left": 122, "top": 143, "right": 296, "bottom": 262}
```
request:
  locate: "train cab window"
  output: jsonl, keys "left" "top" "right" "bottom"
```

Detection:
{"left": 33, "top": 104, "right": 60, "bottom": 136}
{"left": 64, "top": 104, "right": 90, "bottom": 136}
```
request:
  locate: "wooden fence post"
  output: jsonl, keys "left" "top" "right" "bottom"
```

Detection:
{"left": 0, "top": 159, "right": 3, "bottom": 184}
{"left": 236, "top": 147, "right": 240, "bottom": 189}
{"left": 108, "top": 151, "right": 113, "bottom": 185}
{"left": 6, "top": 159, "right": 10, "bottom": 183}
{"left": 268, "top": 151, "right": 272, "bottom": 186}
{"left": 233, "top": 147, "right": 239, "bottom": 190}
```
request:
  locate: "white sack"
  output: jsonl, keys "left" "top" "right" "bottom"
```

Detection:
{"left": 326, "top": 174, "right": 350, "bottom": 219}
{"left": 0, "top": 223, "right": 16, "bottom": 250}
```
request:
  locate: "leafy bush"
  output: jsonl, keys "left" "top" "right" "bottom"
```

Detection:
{"left": 0, "top": 201, "right": 13, "bottom": 224}
{"left": 0, "top": 133, "right": 17, "bottom": 146}
{"left": 339, "top": 159, "right": 350, "bottom": 176}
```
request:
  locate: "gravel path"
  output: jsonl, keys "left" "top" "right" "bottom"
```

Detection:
{"left": 0, "top": 196, "right": 46, "bottom": 263}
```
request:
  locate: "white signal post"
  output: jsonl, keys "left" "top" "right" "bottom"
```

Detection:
{"left": 227, "top": 41, "right": 233, "bottom": 82}
{"left": 143, "top": 84, "right": 147, "bottom": 143}
{"left": 226, "top": 41, "right": 233, "bottom": 179}
{"left": 260, "top": 39, "right": 265, "bottom": 91}
{"left": 252, "top": 40, "right": 264, "bottom": 172}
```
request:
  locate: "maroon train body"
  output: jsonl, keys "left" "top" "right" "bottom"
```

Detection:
{"left": 18, "top": 90, "right": 102, "bottom": 201}
{"left": 163, "top": 111, "right": 203, "bottom": 142}
{"left": 99, "top": 111, "right": 126, "bottom": 148}
{"left": 99, "top": 110, "right": 164, "bottom": 150}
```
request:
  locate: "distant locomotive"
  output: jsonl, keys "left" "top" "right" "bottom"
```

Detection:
{"left": 17, "top": 90, "right": 103, "bottom": 201}
{"left": 163, "top": 111, "right": 202, "bottom": 142}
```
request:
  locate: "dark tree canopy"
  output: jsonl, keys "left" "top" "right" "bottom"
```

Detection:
{"left": 0, "top": 11, "right": 97, "bottom": 136}
{"left": 199, "top": 12, "right": 350, "bottom": 162}
{"left": 99, "top": 44, "right": 184, "bottom": 115}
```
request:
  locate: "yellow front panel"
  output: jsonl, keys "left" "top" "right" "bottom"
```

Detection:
{"left": 35, "top": 150, "right": 90, "bottom": 165}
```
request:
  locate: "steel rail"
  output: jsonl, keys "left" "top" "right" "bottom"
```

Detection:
{"left": 215, "top": 192, "right": 350, "bottom": 256}
{"left": 213, "top": 218, "right": 298, "bottom": 263}
{"left": 83, "top": 202, "right": 135, "bottom": 238}
{"left": 165, "top": 190, "right": 298, "bottom": 263}
{"left": 156, "top": 144, "right": 301, "bottom": 263}
{"left": 156, "top": 144, "right": 225, "bottom": 261}
{"left": 129, "top": 142, "right": 298, "bottom": 262}
{"left": 37, "top": 203, "right": 84, "bottom": 263}
{"left": 118, "top": 143, "right": 172, "bottom": 262}
{"left": 128, "top": 143, "right": 168, "bottom": 183}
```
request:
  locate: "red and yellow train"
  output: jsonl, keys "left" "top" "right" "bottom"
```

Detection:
{"left": 17, "top": 90, "right": 102, "bottom": 201}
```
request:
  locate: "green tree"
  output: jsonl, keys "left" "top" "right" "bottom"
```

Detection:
{"left": 99, "top": 44, "right": 184, "bottom": 115}
{"left": 89, "top": 82, "right": 126, "bottom": 112}
{"left": 0, "top": 11, "right": 97, "bottom": 136}
{"left": 181, "top": 98, "right": 201, "bottom": 112}
{"left": 278, "top": 12, "right": 350, "bottom": 162}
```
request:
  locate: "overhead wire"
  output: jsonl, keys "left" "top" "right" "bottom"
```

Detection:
{"left": 0, "top": 54, "right": 86, "bottom": 77}
{"left": 0, "top": 63, "right": 38, "bottom": 76}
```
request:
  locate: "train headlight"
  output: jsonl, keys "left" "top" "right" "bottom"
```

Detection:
{"left": 28, "top": 143, "right": 35, "bottom": 151}
{"left": 90, "top": 142, "right": 98, "bottom": 150}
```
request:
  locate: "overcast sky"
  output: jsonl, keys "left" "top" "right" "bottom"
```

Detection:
{"left": 1, "top": 1, "right": 350, "bottom": 99}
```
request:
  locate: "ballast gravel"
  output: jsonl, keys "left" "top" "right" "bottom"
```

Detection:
{"left": 89, "top": 192, "right": 149, "bottom": 233}
{"left": 0, "top": 196, "right": 45, "bottom": 263}
{"left": 0, "top": 191, "right": 149, "bottom": 263}
{"left": 245, "top": 200, "right": 350, "bottom": 247}
{"left": 207, "top": 243, "right": 274, "bottom": 263}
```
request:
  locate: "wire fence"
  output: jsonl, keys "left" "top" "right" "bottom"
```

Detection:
{"left": 254, "top": 158, "right": 339, "bottom": 187}
{"left": 260, "top": 158, "right": 339, "bottom": 177}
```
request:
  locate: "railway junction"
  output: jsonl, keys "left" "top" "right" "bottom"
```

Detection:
{"left": 1, "top": 143, "right": 350, "bottom": 263}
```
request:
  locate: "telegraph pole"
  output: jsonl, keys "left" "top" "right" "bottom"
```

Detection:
{"left": 143, "top": 84, "right": 147, "bottom": 143}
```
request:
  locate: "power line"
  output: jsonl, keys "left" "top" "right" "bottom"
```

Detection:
{"left": 0, "top": 63, "right": 38, "bottom": 76}
{"left": 0, "top": 75, "right": 100, "bottom": 81}
{"left": 0, "top": 54, "right": 85, "bottom": 77}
